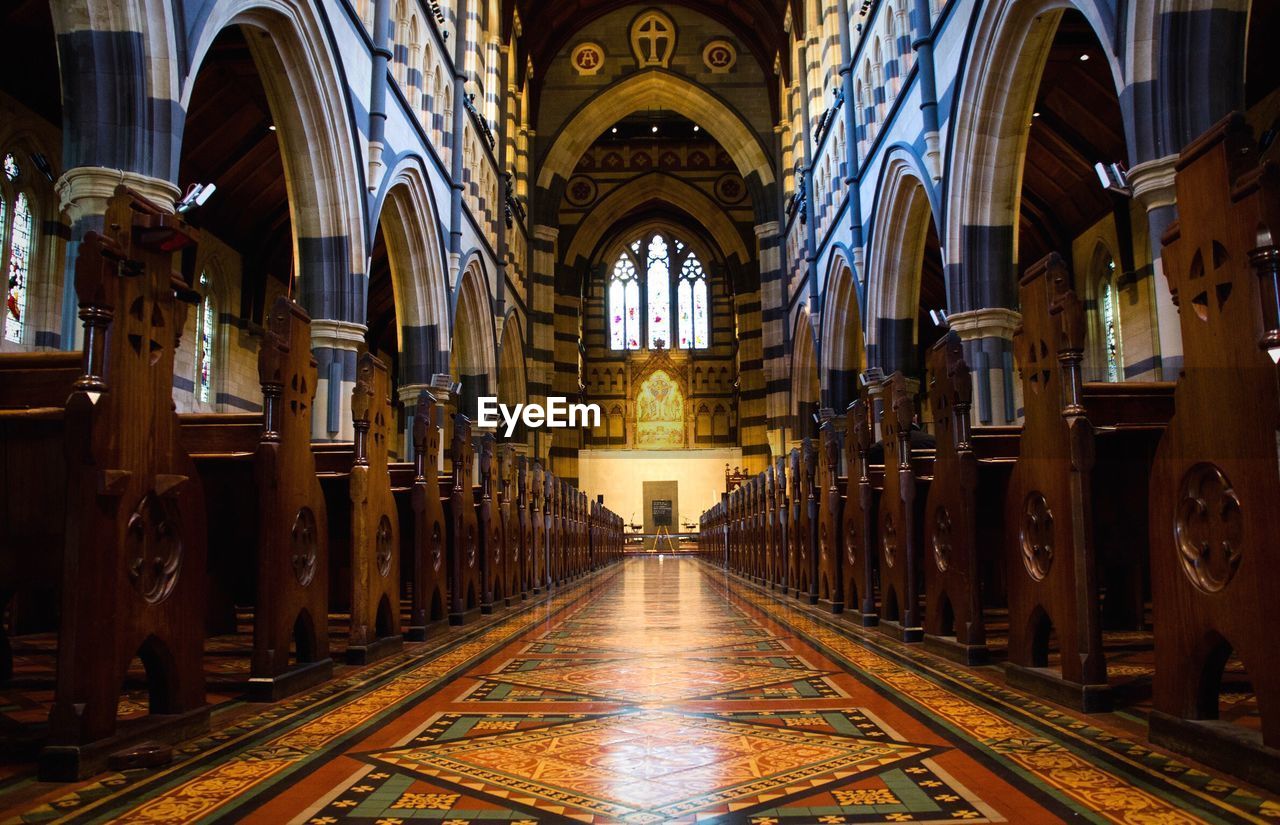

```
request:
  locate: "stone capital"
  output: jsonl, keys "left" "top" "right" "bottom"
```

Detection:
{"left": 1128, "top": 154, "right": 1179, "bottom": 212}
{"left": 397, "top": 382, "right": 436, "bottom": 405}
{"left": 533, "top": 224, "right": 559, "bottom": 243}
{"left": 56, "top": 166, "right": 181, "bottom": 222}
{"left": 310, "top": 319, "right": 369, "bottom": 351}
{"left": 946, "top": 307, "right": 1022, "bottom": 342}
{"left": 754, "top": 221, "right": 781, "bottom": 239}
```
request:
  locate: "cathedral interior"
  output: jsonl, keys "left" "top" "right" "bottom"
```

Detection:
{"left": 1, "top": 0, "right": 1279, "bottom": 821}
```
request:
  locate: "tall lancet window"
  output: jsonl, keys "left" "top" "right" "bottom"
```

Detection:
{"left": 195, "top": 271, "right": 216, "bottom": 402}
{"left": 609, "top": 252, "right": 640, "bottom": 350}
{"left": 678, "top": 251, "right": 708, "bottom": 349}
{"left": 4, "top": 154, "right": 33, "bottom": 345}
{"left": 646, "top": 234, "right": 671, "bottom": 348}
{"left": 1100, "top": 258, "right": 1122, "bottom": 382}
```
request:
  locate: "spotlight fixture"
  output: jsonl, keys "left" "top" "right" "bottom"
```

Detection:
{"left": 651, "top": 125, "right": 659, "bottom": 134}
{"left": 611, "top": 126, "right": 618, "bottom": 134}
{"left": 1093, "top": 161, "right": 1130, "bottom": 196}
{"left": 693, "top": 124, "right": 700, "bottom": 132}
{"left": 1079, "top": 53, "right": 1090, "bottom": 61}
{"left": 268, "top": 124, "right": 277, "bottom": 131}
{"left": 1032, "top": 111, "right": 1041, "bottom": 118}
{"left": 176, "top": 182, "right": 217, "bottom": 214}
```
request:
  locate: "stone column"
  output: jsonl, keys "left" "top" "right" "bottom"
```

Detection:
{"left": 55, "top": 167, "right": 181, "bottom": 349}
{"left": 946, "top": 307, "right": 1022, "bottom": 426}
{"left": 756, "top": 220, "right": 788, "bottom": 460}
{"left": 311, "top": 318, "right": 367, "bottom": 442}
{"left": 529, "top": 224, "right": 558, "bottom": 466}
{"left": 1128, "top": 154, "right": 1183, "bottom": 377}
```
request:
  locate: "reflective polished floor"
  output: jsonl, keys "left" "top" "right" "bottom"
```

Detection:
{"left": 4, "top": 557, "right": 1278, "bottom": 824}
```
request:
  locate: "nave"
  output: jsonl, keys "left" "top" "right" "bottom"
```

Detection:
{"left": 1, "top": 557, "right": 1275, "bottom": 824}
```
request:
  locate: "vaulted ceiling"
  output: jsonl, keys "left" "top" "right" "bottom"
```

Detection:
{"left": 179, "top": 25, "right": 293, "bottom": 322}
{"left": 1019, "top": 9, "right": 1127, "bottom": 272}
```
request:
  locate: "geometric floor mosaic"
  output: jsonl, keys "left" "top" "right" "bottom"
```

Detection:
{"left": 4, "top": 557, "right": 1278, "bottom": 824}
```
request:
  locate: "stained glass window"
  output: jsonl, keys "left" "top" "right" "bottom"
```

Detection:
{"left": 195, "top": 272, "right": 215, "bottom": 402}
{"left": 2, "top": 154, "right": 16, "bottom": 181}
{"left": 677, "top": 251, "right": 708, "bottom": 349}
{"left": 1101, "top": 259, "right": 1121, "bottom": 382}
{"left": 609, "top": 254, "right": 640, "bottom": 350}
{"left": 610, "top": 232, "right": 711, "bottom": 351}
{"left": 5, "top": 192, "right": 32, "bottom": 345}
{"left": 646, "top": 234, "right": 670, "bottom": 348}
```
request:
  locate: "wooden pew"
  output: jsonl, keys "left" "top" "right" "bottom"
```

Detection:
{"left": 816, "top": 423, "right": 844, "bottom": 612}
{"left": 576, "top": 486, "right": 586, "bottom": 575}
{"left": 406, "top": 391, "right": 449, "bottom": 640}
{"left": 543, "top": 470, "right": 558, "bottom": 588}
{"left": 531, "top": 462, "right": 547, "bottom": 592}
{"left": 842, "top": 398, "right": 879, "bottom": 626}
{"left": 804, "top": 440, "right": 821, "bottom": 602}
{"left": 752, "top": 475, "right": 766, "bottom": 582}
{"left": 477, "top": 434, "right": 505, "bottom": 613}
{"left": 341, "top": 353, "right": 403, "bottom": 664}
{"left": 1146, "top": 113, "right": 1280, "bottom": 789}
{"left": 0, "top": 188, "right": 211, "bottom": 780}
{"left": 772, "top": 456, "right": 789, "bottom": 591}
{"left": 1003, "top": 253, "right": 1173, "bottom": 711}
{"left": 183, "top": 296, "right": 334, "bottom": 699}
{"left": 920, "top": 332, "right": 1013, "bottom": 664}
{"left": 446, "top": 415, "right": 481, "bottom": 624}
{"left": 877, "top": 373, "right": 928, "bottom": 642}
{"left": 732, "top": 483, "right": 742, "bottom": 573}
{"left": 500, "top": 446, "right": 525, "bottom": 602}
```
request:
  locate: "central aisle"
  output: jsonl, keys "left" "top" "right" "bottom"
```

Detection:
{"left": 13, "top": 558, "right": 1275, "bottom": 823}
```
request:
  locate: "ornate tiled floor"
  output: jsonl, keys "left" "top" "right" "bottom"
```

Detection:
{"left": 2, "top": 558, "right": 1278, "bottom": 824}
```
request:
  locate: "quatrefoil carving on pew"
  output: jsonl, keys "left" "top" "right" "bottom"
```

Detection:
{"left": 845, "top": 520, "right": 859, "bottom": 566}
{"left": 882, "top": 512, "right": 898, "bottom": 569}
{"left": 126, "top": 296, "right": 168, "bottom": 367}
{"left": 1025, "top": 339, "right": 1051, "bottom": 395}
{"left": 126, "top": 492, "right": 183, "bottom": 603}
{"left": 291, "top": 507, "right": 318, "bottom": 587}
{"left": 1188, "top": 242, "right": 1233, "bottom": 323}
{"left": 289, "top": 373, "right": 309, "bottom": 417}
{"left": 1175, "top": 463, "right": 1243, "bottom": 594}
{"left": 432, "top": 522, "right": 443, "bottom": 570}
{"left": 932, "top": 506, "right": 952, "bottom": 573}
{"left": 1020, "top": 492, "right": 1054, "bottom": 581}
{"left": 376, "top": 515, "right": 394, "bottom": 577}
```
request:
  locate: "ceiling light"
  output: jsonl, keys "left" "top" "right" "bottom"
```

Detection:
{"left": 693, "top": 125, "right": 700, "bottom": 132}
{"left": 1032, "top": 111, "right": 1040, "bottom": 118}
{"left": 268, "top": 124, "right": 277, "bottom": 131}
{"left": 611, "top": 127, "right": 618, "bottom": 134}
{"left": 1079, "top": 53, "right": 1089, "bottom": 61}
{"left": 651, "top": 125, "right": 659, "bottom": 133}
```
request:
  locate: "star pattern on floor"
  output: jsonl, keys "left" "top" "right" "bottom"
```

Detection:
{"left": 363, "top": 709, "right": 938, "bottom": 823}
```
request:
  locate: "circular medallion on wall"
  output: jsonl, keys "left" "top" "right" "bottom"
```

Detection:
{"left": 571, "top": 42, "right": 605, "bottom": 76}
{"left": 714, "top": 173, "right": 747, "bottom": 205}
{"left": 703, "top": 39, "right": 738, "bottom": 73}
{"left": 565, "top": 175, "right": 598, "bottom": 208}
